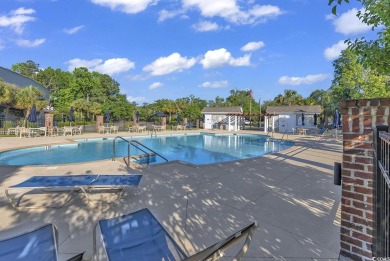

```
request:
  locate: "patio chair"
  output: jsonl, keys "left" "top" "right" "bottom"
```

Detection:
{"left": 5, "top": 174, "right": 142, "bottom": 208}
{"left": 93, "top": 208, "right": 256, "bottom": 261}
{"left": 0, "top": 224, "right": 88, "bottom": 261}
{"left": 73, "top": 126, "right": 83, "bottom": 135}
{"left": 312, "top": 127, "right": 328, "bottom": 138}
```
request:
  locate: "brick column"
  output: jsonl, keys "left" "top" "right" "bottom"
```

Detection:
{"left": 45, "top": 113, "right": 54, "bottom": 128}
{"left": 340, "top": 98, "right": 390, "bottom": 260}
{"left": 96, "top": 115, "right": 103, "bottom": 132}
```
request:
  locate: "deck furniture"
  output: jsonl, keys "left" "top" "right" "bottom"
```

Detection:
{"left": 5, "top": 174, "right": 142, "bottom": 208}
{"left": 94, "top": 208, "right": 256, "bottom": 261}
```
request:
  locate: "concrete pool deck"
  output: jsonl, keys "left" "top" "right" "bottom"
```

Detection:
{"left": 0, "top": 129, "right": 342, "bottom": 260}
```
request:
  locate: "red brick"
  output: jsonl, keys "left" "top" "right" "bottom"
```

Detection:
{"left": 367, "top": 165, "right": 373, "bottom": 172}
{"left": 343, "top": 191, "right": 364, "bottom": 201}
{"left": 343, "top": 154, "right": 353, "bottom": 162}
{"left": 366, "top": 196, "right": 373, "bottom": 205}
{"left": 355, "top": 171, "right": 373, "bottom": 180}
{"left": 355, "top": 157, "right": 373, "bottom": 165}
{"left": 354, "top": 186, "right": 373, "bottom": 195}
{"left": 341, "top": 242, "right": 351, "bottom": 251}
{"left": 341, "top": 234, "right": 363, "bottom": 248}
{"left": 349, "top": 100, "right": 359, "bottom": 108}
{"left": 344, "top": 134, "right": 367, "bottom": 141}
{"left": 353, "top": 201, "right": 373, "bottom": 211}
{"left": 342, "top": 220, "right": 364, "bottom": 232}
{"left": 344, "top": 177, "right": 365, "bottom": 186}
{"left": 352, "top": 120, "right": 360, "bottom": 132}
{"left": 342, "top": 198, "right": 352, "bottom": 206}
{"left": 341, "top": 212, "right": 351, "bottom": 221}
{"left": 351, "top": 108, "right": 360, "bottom": 115}
{"left": 363, "top": 128, "right": 374, "bottom": 134}
{"left": 341, "top": 226, "right": 351, "bottom": 236}
{"left": 354, "top": 142, "right": 373, "bottom": 150}
{"left": 360, "top": 100, "right": 368, "bottom": 107}
{"left": 371, "top": 99, "right": 380, "bottom": 106}
{"left": 363, "top": 116, "right": 372, "bottom": 128}
{"left": 343, "top": 162, "right": 365, "bottom": 171}
{"left": 351, "top": 246, "right": 372, "bottom": 258}
{"left": 342, "top": 205, "right": 363, "bottom": 216}
{"left": 366, "top": 228, "right": 373, "bottom": 236}
{"left": 342, "top": 183, "right": 353, "bottom": 192}
{"left": 363, "top": 108, "right": 371, "bottom": 116}
{"left": 342, "top": 169, "right": 352, "bottom": 177}
{"left": 340, "top": 249, "right": 363, "bottom": 261}
{"left": 376, "top": 116, "right": 386, "bottom": 125}
{"left": 352, "top": 231, "right": 372, "bottom": 242}
{"left": 353, "top": 216, "right": 373, "bottom": 228}
{"left": 376, "top": 106, "right": 386, "bottom": 116}
{"left": 380, "top": 98, "right": 390, "bottom": 106}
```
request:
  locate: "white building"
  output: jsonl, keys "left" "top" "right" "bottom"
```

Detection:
{"left": 265, "top": 105, "right": 322, "bottom": 133}
{"left": 201, "top": 106, "right": 243, "bottom": 131}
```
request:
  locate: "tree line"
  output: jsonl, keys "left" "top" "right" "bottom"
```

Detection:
{"left": 1, "top": 0, "right": 390, "bottom": 126}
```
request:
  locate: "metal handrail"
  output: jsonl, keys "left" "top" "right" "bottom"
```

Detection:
{"left": 112, "top": 137, "right": 168, "bottom": 166}
{"left": 112, "top": 136, "right": 131, "bottom": 165}
{"left": 130, "top": 140, "right": 169, "bottom": 162}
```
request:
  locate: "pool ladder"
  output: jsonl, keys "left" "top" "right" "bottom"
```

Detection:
{"left": 112, "top": 136, "right": 168, "bottom": 167}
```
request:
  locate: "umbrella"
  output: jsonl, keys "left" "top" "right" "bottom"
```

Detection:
{"left": 69, "top": 106, "right": 74, "bottom": 122}
{"left": 28, "top": 104, "right": 37, "bottom": 123}
{"left": 177, "top": 113, "right": 181, "bottom": 124}
{"left": 105, "top": 109, "right": 110, "bottom": 124}
{"left": 153, "top": 112, "right": 167, "bottom": 117}
{"left": 313, "top": 113, "right": 318, "bottom": 126}
{"left": 335, "top": 110, "right": 340, "bottom": 128}
{"left": 301, "top": 112, "right": 305, "bottom": 126}
{"left": 135, "top": 111, "right": 139, "bottom": 123}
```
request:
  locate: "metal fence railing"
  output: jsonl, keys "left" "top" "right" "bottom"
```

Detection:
{"left": 373, "top": 125, "right": 390, "bottom": 257}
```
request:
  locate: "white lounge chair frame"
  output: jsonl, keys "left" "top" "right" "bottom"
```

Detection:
{"left": 5, "top": 174, "right": 142, "bottom": 209}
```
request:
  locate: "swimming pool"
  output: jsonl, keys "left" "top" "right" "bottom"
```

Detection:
{"left": 0, "top": 133, "right": 294, "bottom": 166}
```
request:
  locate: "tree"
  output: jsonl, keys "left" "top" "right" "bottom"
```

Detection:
{"left": 0, "top": 79, "right": 17, "bottom": 118}
{"left": 329, "top": 0, "right": 390, "bottom": 74}
{"left": 11, "top": 60, "right": 40, "bottom": 79}
{"left": 14, "top": 86, "right": 48, "bottom": 126}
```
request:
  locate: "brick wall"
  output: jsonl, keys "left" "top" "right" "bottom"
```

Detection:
{"left": 340, "top": 98, "right": 390, "bottom": 260}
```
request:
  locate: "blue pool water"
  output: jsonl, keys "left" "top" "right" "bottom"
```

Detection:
{"left": 0, "top": 133, "right": 294, "bottom": 166}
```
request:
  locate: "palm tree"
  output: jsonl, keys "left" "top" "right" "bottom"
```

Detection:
{"left": 0, "top": 80, "right": 16, "bottom": 119}
{"left": 14, "top": 86, "right": 47, "bottom": 126}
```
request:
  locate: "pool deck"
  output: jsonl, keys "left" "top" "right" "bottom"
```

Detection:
{"left": 0, "top": 129, "right": 342, "bottom": 260}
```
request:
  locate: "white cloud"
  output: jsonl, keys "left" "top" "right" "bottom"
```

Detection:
{"left": 16, "top": 38, "right": 45, "bottom": 47}
{"left": 90, "top": 0, "right": 158, "bottom": 14}
{"left": 66, "top": 58, "right": 135, "bottom": 75}
{"left": 192, "top": 21, "right": 219, "bottom": 32}
{"left": 241, "top": 41, "right": 265, "bottom": 52}
{"left": 278, "top": 74, "right": 329, "bottom": 86}
{"left": 200, "top": 48, "right": 251, "bottom": 69}
{"left": 182, "top": 0, "right": 282, "bottom": 25}
{"left": 64, "top": 25, "right": 85, "bottom": 35}
{"left": 143, "top": 52, "right": 196, "bottom": 76}
{"left": 158, "top": 9, "right": 185, "bottom": 22}
{"left": 199, "top": 80, "right": 228, "bottom": 88}
{"left": 0, "top": 7, "right": 36, "bottom": 34}
{"left": 149, "top": 82, "right": 163, "bottom": 90}
{"left": 324, "top": 40, "right": 348, "bottom": 60}
{"left": 332, "top": 8, "right": 371, "bottom": 35}
{"left": 127, "top": 96, "right": 146, "bottom": 103}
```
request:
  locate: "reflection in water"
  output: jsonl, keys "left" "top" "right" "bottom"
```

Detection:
{"left": 0, "top": 134, "right": 293, "bottom": 165}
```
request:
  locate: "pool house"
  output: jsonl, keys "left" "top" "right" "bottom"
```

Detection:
{"left": 201, "top": 106, "right": 243, "bottom": 131}
{"left": 265, "top": 105, "right": 322, "bottom": 133}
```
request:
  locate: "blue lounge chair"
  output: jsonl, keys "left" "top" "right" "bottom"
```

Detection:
{"left": 6, "top": 174, "right": 142, "bottom": 208}
{"left": 94, "top": 208, "right": 256, "bottom": 261}
{"left": 0, "top": 224, "right": 58, "bottom": 261}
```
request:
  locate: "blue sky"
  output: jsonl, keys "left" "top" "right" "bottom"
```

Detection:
{"left": 0, "top": 0, "right": 374, "bottom": 104}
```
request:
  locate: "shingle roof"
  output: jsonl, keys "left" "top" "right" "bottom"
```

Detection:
{"left": 201, "top": 106, "right": 243, "bottom": 114}
{"left": 0, "top": 66, "right": 50, "bottom": 100}
{"left": 266, "top": 105, "right": 322, "bottom": 114}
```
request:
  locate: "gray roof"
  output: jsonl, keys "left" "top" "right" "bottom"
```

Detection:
{"left": 201, "top": 106, "right": 243, "bottom": 114}
{"left": 266, "top": 105, "right": 322, "bottom": 114}
{"left": 0, "top": 66, "right": 50, "bottom": 100}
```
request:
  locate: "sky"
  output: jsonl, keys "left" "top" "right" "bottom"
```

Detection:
{"left": 0, "top": 0, "right": 375, "bottom": 104}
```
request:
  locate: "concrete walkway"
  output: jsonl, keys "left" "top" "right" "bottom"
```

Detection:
{"left": 0, "top": 130, "right": 342, "bottom": 260}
